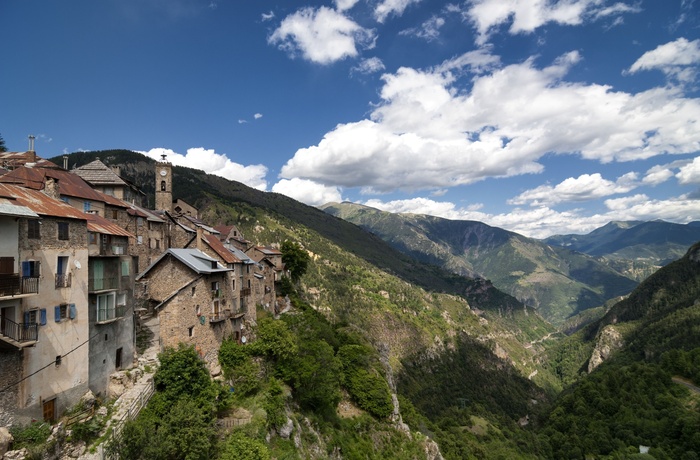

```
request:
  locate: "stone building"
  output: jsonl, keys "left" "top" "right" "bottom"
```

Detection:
{"left": 72, "top": 158, "right": 146, "bottom": 206}
{"left": 0, "top": 183, "right": 90, "bottom": 425}
{"left": 136, "top": 249, "right": 240, "bottom": 371}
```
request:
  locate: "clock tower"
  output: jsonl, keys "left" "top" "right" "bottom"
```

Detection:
{"left": 155, "top": 154, "right": 172, "bottom": 213}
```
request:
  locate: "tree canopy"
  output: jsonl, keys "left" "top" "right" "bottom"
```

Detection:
{"left": 281, "top": 240, "right": 310, "bottom": 283}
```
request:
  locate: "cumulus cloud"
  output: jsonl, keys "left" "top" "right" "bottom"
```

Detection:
{"left": 351, "top": 57, "right": 386, "bottom": 75}
{"left": 280, "top": 50, "right": 700, "bottom": 193}
{"left": 677, "top": 156, "right": 700, "bottom": 184}
{"left": 400, "top": 15, "right": 445, "bottom": 41}
{"left": 272, "top": 178, "right": 342, "bottom": 206}
{"left": 140, "top": 147, "right": 268, "bottom": 191}
{"left": 463, "top": 0, "right": 641, "bottom": 45}
{"left": 508, "top": 172, "right": 639, "bottom": 206}
{"left": 254, "top": 113, "right": 263, "bottom": 119}
{"left": 268, "top": 7, "right": 376, "bottom": 64}
{"left": 627, "top": 37, "right": 700, "bottom": 84}
{"left": 642, "top": 159, "right": 694, "bottom": 185}
{"left": 375, "top": 0, "right": 423, "bottom": 23}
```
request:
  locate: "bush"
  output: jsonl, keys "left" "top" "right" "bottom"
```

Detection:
{"left": 221, "top": 431, "right": 270, "bottom": 460}
{"left": 9, "top": 421, "right": 51, "bottom": 449}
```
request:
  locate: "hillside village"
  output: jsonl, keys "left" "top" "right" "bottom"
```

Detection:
{"left": 0, "top": 146, "right": 288, "bottom": 428}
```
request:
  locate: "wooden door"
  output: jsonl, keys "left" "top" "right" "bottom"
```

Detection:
{"left": 43, "top": 398, "right": 55, "bottom": 423}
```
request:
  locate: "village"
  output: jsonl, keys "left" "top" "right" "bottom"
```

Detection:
{"left": 0, "top": 142, "right": 288, "bottom": 429}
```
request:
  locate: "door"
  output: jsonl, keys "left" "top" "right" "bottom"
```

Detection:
{"left": 116, "top": 347, "right": 123, "bottom": 369}
{"left": 43, "top": 398, "right": 56, "bottom": 423}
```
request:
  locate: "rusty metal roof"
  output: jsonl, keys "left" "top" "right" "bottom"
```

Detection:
{"left": 85, "top": 212, "right": 134, "bottom": 237}
{"left": 0, "top": 183, "right": 86, "bottom": 220}
{"left": 0, "top": 164, "right": 128, "bottom": 208}
{"left": 203, "top": 233, "right": 241, "bottom": 264}
{"left": 0, "top": 152, "right": 61, "bottom": 170}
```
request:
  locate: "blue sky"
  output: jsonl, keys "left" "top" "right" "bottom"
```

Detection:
{"left": 2, "top": 0, "right": 699, "bottom": 238}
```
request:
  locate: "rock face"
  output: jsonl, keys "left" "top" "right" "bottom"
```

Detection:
{"left": 0, "top": 427, "right": 13, "bottom": 457}
{"left": 588, "top": 325, "right": 624, "bottom": 373}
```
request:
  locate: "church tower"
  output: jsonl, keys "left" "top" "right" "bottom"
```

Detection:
{"left": 155, "top": 154, "right": 172, "bottom": 213}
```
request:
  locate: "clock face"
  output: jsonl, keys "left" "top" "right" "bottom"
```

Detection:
{"left": 160, "top": 170, "right": 167, "bottom": 176}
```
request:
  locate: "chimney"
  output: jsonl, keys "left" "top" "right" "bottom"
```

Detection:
{"left": 110, "top": 165, "right": 121, "bottom": 176}
{"left": 28, "top": 135, "right": 36, "bottom": 163}
{"left": 63, "top": 155, "right": 69, "bottom": 170}
{"left": 196, "top": 226, "right": 204, "bottom": 251}
{"left": 43, "top": 176, "right": 60, "bottom": 200}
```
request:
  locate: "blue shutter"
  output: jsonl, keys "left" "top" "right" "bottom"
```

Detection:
{"left": 40, "top": 309, "right": 47, "bottom": 326}
{"left": 54, "top": 306, "right": 61, "bottom": 322}
{"left": 69, "top": 304, "right": 76, "bottom": 320}
{"left": 21, "top": 261, "right": 30, "bottom": 277}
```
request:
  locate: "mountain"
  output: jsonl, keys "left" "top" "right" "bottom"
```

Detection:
{"left": 538, "top": 241, "right": 700, "bottom": 458}
{"left": 544, "top": 220, "right": 700, "bottom": 265}
{"left": 320, "top": 202, "right": 638, "bottom": 325}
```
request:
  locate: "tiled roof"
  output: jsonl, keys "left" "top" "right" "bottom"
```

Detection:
{"left": 0, "top": 183, "right": 86, "bottom": 220}
{"left": 127, "top": 203, "right": 166, "bottom": 222}
{"left": 85, "top": 212, "right": 134, "bottom": 237}
{"left": 137, "top": 248, "right": 231, "bottom": 280}
{"left": 72, "top": 159, "right": 128, "bottom": 186}
{"left": 203, "top": 233, "right": 240, "bottom": 264}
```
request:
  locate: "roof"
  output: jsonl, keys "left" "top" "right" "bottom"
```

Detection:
{"left": 137, "top": 248, "right": 231, "bottom": 280}
{"left": 228, "top": 246, "right": 256, "bottom": 265}
{"left": 128, "top": 203, "right": 166, "bottom": 223}
{"left": 0, "top": 152, "right": 60, "bottom": 170}
{"left": 85, "top": 212, "right": 134, "bottom": 237}
{"left": 0, "top": 165, "right": 128, "bottom": 208}
{"left": 0, "top": 183, "right": 87, "bottom": 220}
{"left": 256, "top": 246, "right": 282, "bottom": 256}
{"left": 72, "top": 159, "right": 128, "bottom": 186}
{"left": 181, "top": 214, "right": 219, "bottom": 234}
{"left": 203, "top": 233, "right": 241, "bottom": 265}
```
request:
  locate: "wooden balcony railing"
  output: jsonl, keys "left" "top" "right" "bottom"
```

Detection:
{"left": 0, "top": 274, "right": 39, "bottom": 297}
{"left": 209, "top": 309, "right": 231, "bottom": 323}
{"left": 239, "top": 288, "right": 251, "bottom": 298}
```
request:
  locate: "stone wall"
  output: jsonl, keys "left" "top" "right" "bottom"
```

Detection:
{"left": 20, "top": 217, "right": 87, "bottom": 252}
{"left": 0, "top": 350, "right": 21, "bottom": 426}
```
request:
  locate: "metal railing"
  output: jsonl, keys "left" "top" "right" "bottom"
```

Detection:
{"left": 55, "top": 273, "right": 72, "bottom": 289}
{"left": 89, "top": 277, "right": 119, "bottom": 292}
{"left": 0, "top": 275, "right": 39, "bottom": 297}
{"left": 0, "top": 316, "right": 38, "bottom": 342}
{"left": 97, "top": 305, "right": 127, "bottom": 323}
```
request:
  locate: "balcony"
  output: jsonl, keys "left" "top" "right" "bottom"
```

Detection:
{"left": 89, "top": 277, "right": 119, "bottom": 292}
{"left": 209, "top": 309, "right": 231, "bottom": 323}
{"left": 97, "top": 305, "right": 127, "bottom": 324}
{"left": 0, "top": 316, "right": 38, "bottom": 347}
{"left": 0, "top": 274, "right": 39, "bottom": 298}
{"left": 239, "top": 288, "right": 251, "bottom": 298}
{"left": 55, "top": 273, "right": 72, "bottom": 289}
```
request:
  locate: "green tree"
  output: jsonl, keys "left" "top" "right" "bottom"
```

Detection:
{"left": 0, "top": 133, "right": 6, "bottom": 152}
{"left": 221, "top": 432, "right": 270, "bottom": 460}
{"left": 281, "top": 240, "right": 310, "bottom": 283}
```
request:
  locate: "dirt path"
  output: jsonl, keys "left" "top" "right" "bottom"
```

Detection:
{"left": 672, "top": 376, "right": 700, "bottom": 394}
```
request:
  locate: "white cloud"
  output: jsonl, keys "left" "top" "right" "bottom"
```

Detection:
{"left": 140, "top": 147, "right": 268, "bottom": 191}
{"left": 508, "top": 172, "right": 639, "bottom": 206}
{"left": 677, "top": 156, "right": 700, "bottom": 184}
{"left": 335, "top": 0, "right": 360, "bottom": 12}
{"left": 400, "top": 16, "right": 445, "bottom": 41}
{"left": 268, "top": 7, "right": 376, "bottom": 65}
{"left": 237, "top": 119, "right": 247, "bottom": 124}
{"left": 358, "top": 193, "right": 700, "bottom": 238}
{"left": 254, "top": 113, "right": 263, "bottom": 119}
{"left": 464, "top": 0, "right": 640, "bottom": 45}
{"left": 272, "top": 178, "right": 342, "bottom": 206}
{"left": 351, "top": 57, "right": 386, "bottom": 75}
{"left": 261, "top": 11, "right": 275, "bottom": 21}
{"left": 375, "top": 0, "right": 423, "bottom": 23}
{"left": 628, "top": 38, "right": 700, "bottom": 84}
{"left": 280, "top": 51, "right": 700, "bottom": 192}
{"left": 643, "top": 165, "right": 675, "bottom": 185}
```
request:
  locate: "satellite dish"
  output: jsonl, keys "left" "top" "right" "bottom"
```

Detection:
{"left": 241, "top": 336, "right": 247, "bottom": 344}
{"left": 74, "top": 260, "right": 81, "bottom": 269}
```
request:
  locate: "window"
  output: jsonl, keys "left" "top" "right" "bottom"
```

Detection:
{"left": 88, "top": 232, "right": 97, "bottom": 244}
{"left": 57, "top": 222, "right": 69, "bottom": 240}
{"left": 21, "top": 260, "right": 40, "bottom": 277}
{"left": 54, "top": 304, "right": 68, "bottom": 322}
{"left": 111, "top": 209, "right": 119, "bottom": 219}
{"left": 97, "top": 292, "right": 118, "bottom": 322}
{"left": 232, "top": 279, "right": 236, "bottom": 290}
{"left": 155, "top": 239, "right": 160, "bottom": 249}
{"left": 28, "top": 220, "right": 40, "bottom": 239}
{"left": 137, "top": 217, "right": 144, "bottom": 227}
{"left": 137, "top": 235, "right": 143, "bottom": 245}
{"left": 191, "top": 286, "right": 196, "bottom": 296}
{"left": 61, "top": 196, "right": 70, "bottom": 203}
{"left": 121, "top": 260, "right": 130, "bottom": 277}
{"left": 83, "top": 201, "right": 91, "bottom": 212}
{"left": 188, "top": 326, "right": 194, "bottom": 337}
{"left": 56, "top": 256, "right": 70, "bottom": 288}
{"left": 28, "top": 309, "right": 37, "bottom": 324}
{"left": 160, "top": 180, "right": 166, "bottom": 191}
{"left": 104, "top": 186, "right": 114, "bottom": 196}
{"left": 0, "top": 257, "right": 13, "bottom": 274}
{"left": 55, "top": 355, "right": 62, "bottom": 367}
